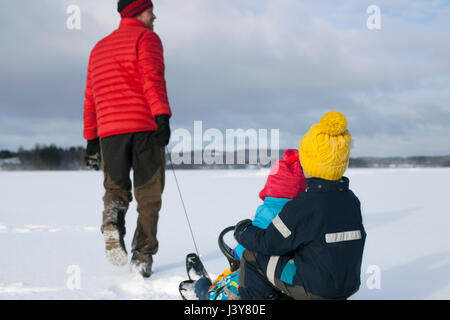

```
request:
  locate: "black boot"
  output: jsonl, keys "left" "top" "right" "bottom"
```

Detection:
{"left": 130, "top": 252, "right": 153, "bottom": 278}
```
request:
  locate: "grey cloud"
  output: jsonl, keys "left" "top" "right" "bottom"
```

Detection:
{"left": 0, "top": 0, "right": 449, "bottom": 156}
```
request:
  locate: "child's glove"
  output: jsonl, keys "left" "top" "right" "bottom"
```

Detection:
{"left": 85, "top": 138, "right": 101, "bottom": 171}
{"left": 234, "top": 219, "right": 252, "bottom": 242}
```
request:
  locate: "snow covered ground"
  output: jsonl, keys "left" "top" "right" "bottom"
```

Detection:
{"left": 0, "top": 168, "right": 449, "bottom": 300}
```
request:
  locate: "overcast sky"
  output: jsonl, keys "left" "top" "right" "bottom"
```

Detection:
{"left": 1, "top": 0, "right": 449, "bottom": 157}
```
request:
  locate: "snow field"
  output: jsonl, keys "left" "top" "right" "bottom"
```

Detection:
{"left": 0, "top": 168, "right": 449, "bottom": 299}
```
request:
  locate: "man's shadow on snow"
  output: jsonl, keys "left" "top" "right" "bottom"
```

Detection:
{"left": 354, "top": 250, "right": 450, "bottom": 299}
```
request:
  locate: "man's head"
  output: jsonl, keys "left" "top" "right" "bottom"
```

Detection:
{"left": 135, "top": 8, "right": 156, "bottom": 30}
{"left": 118, "top": 0, "right": 156, "bottom": 30}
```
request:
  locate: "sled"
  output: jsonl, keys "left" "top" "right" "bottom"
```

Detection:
{"left": 218, "top": 226, "right": 240, "bottom": 272}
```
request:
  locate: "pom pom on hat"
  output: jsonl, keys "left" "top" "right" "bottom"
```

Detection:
{"left": 283, "top": 148, "right": 300, "bottom": 163}
{"left": 319, "top": 111, "right": 348, "bottom": 136}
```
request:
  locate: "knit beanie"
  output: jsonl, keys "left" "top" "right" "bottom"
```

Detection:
{"left": 118, "top": 0, "right": 153, "bottom": 18}
{"left": 259, "top": 149, "right": 306, "bottom": 201}
{"left": 298, "top": 111, "right": 352, "bottom": 181}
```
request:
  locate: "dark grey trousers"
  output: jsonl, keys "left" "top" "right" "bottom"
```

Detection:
{"left": 100, "top": 131, "right": 165, "bottom": 264}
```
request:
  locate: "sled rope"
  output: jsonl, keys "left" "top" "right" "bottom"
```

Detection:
{"left": 166, "top": 147, "right": 201, "bottom": 257}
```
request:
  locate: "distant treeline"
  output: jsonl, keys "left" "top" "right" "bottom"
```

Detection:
{"left": 348, "top": 156, "right": 450, "bottom": 168}
{"left": 0, "top": 145, "right": 85, "bottom": 170}
{"left": 1, "top": 145, "right": 449, "bottom": 170}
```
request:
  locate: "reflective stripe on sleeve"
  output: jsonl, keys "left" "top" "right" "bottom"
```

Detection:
{"left": 272, "top": 215, "right": 292, "bottom": 239}
{"left": 325, "top": 230, "right": 362, "bottom": 243}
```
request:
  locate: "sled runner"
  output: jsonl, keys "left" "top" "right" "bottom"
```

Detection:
{"left": 186, "top": 252, "right": 209, "bottom": 281}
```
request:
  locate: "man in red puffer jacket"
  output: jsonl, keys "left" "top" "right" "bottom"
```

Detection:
{"left": 83, "top": 0, "right": 172, "bottom": 278}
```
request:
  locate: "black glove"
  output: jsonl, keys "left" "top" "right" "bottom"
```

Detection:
{"left": 85, "top": 138, "right": 101, "bottom": 171}
{"left": 154, "top": 114, "right": 171, "bottom": 147}
{"left": 234, "top": 219, "right": 252, "bottom": 242}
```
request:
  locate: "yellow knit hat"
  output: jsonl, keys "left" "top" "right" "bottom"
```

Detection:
{"left": 299, "top": 111, "right": 351, "bottom": 181}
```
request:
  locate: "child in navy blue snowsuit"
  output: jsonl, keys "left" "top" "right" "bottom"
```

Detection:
{"left": 234, "top": 111, "right": 367, "bottom": 300}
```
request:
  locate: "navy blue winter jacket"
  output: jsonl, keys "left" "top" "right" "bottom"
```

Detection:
{"left": 235, "top": 177, "right": 366, "bottom": 299}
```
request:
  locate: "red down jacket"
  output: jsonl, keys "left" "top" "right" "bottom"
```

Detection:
{"left": 83, "top": 18, "right": 172, "bottom": 140}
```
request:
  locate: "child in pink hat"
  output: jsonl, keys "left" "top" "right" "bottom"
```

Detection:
{"left": 234, "top": 149, "right": 306, "bottom": 259}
